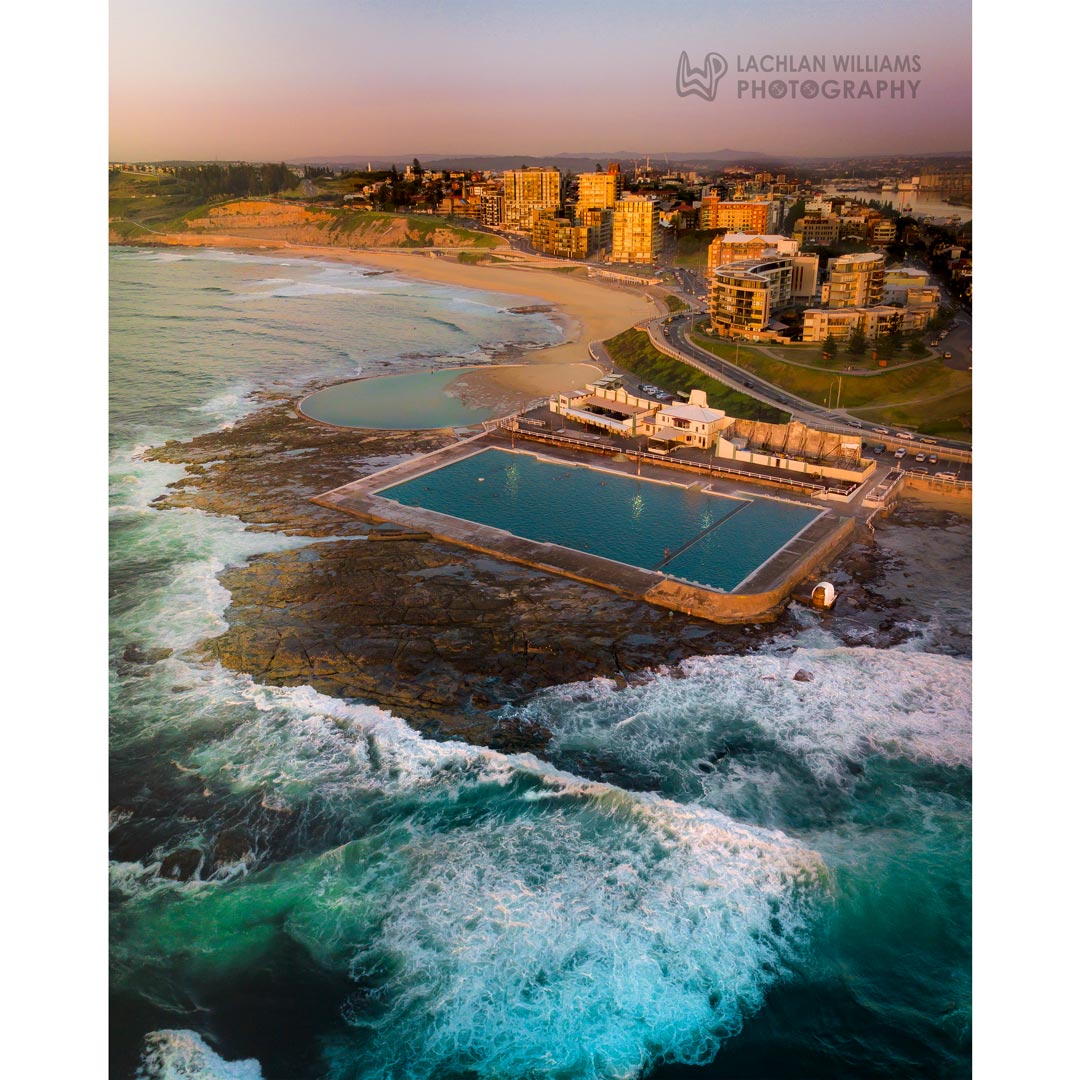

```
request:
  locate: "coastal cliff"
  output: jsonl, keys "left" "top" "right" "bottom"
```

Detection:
{"left": 110, "top": 198, "right": 501, "bottom": 250}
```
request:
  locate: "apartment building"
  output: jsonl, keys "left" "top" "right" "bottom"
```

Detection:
{"left": 576, "top": 171, "right": 620, "bottom": 212}
{"left": 478, "top": 189, "right": 504, "bottom": 227}
{"left": 801, "top": 302, "right": 935, "bottom": 342}
{"left": 698, "top": 198, "right": 777, "bottom": 233}
{"left": 502, "top": 167, "right": 561, "bottom": 231}
{"left": 708, "top": 257, "right": 794, "bottom": 336}
{"left": 532, "top": 209, "right": 592, "bottom": 260}
{"left": 821, "top": 252, "right": 885, "bottom": 308}
{"left": 611, "top": 195, "right": 659, "bottom": 264}
{"left": 794, "top": 215, "right": 842, "bottom": 245}
{"left": 706, "top": 233, "right": 798, "bottom": 273}
{"left": 870, "top": 218, "right": 897, "bottom": 245}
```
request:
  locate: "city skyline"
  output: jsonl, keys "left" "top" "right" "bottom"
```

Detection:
{"left": 110, "top": 0, "right": 971, "bottom": 162}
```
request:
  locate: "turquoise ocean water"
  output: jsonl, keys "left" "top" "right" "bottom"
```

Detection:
{"left": 110, "top": 246, "right": 971, "bottom": 1080}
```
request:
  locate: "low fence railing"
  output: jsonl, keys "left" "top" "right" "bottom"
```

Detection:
{"left": 503, "top": 423, "right": 858, "bottom": 496}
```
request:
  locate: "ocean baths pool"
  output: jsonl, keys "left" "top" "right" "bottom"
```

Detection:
{"left": 377, "top": 448, "right": 823, "bottom": 592}
{"left": 300, "top": 369, "right": 495, "bottom": 429}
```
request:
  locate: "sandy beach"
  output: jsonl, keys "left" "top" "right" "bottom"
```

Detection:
{"left": 120, "top": 233, "right": 663, "bottom": 368}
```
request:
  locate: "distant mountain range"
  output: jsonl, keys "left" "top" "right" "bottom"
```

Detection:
{"left": 289, "top": 149, "right": 971, "bottom": 172}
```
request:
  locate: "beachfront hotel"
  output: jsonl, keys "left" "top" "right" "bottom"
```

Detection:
{"left": 502, "top": 167, "right": 561, "bottom": 231}
{"left": 611, "top": 194, "right": 660, "bottom": 264}
{"left": 532, "top": 209, "right": 592, "bottom": 260}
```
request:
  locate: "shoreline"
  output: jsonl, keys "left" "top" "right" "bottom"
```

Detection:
{"left": 112, "top": 234, "right": 662, "bottom": 369}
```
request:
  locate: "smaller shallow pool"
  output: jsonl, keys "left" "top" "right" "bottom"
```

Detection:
{"left": 300, "top": 369, "right": 496, "bottom": 430}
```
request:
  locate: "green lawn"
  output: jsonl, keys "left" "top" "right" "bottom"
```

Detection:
{"left": 603, "top": 329, "right": 790, "bottom": 424}
{"left": 690, "top": 332, "right": 972, "bottom": 439}
{"left": 663, "top": 294, "right": 689, "bottom": 313}
{"left": 108, "top": 170, "right": 215, "bottom": 230}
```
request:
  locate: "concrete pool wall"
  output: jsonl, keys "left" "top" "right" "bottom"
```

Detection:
{"left": 312, "top": 432, "right": 856, "bottom": 624}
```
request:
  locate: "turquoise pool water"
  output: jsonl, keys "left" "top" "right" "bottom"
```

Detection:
{"left": 301, "top": 369, "right": 495, "bottom": 429}
{"left": 379, "top": 448, "right": 822, "bottom": 591}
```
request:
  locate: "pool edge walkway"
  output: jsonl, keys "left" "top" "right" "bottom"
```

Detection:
{"left": 311, "top": 434, "right": 856, "bottom": 625}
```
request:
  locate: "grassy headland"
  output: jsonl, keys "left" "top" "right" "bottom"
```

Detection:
{"left": 109, "top": 169, "right": 499, "bottom": 250}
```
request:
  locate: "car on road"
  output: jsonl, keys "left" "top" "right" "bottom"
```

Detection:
{"left": 743, "top": 380, "right": 754, "bottom": 388}
{"left": 943, "top": 352, "right": 952, "bottom": 359}
{"left": 850, "top": 420, "right": 864, "bottom": 428}
{"left": 873, "top": 444, "right": 886, "bottom": 454}
{"left": 873, "top": 428, "right": 888, "bottom": 435}
{"left": 894, "top": 448, "right": 907, "bottom": 459}
{"left": 898, "top": 432, "right": 914, "bottom": 440}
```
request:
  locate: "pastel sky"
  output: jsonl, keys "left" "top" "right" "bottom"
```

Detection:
{"left": 110, "top": 0, "right": 971, "bottom": 161}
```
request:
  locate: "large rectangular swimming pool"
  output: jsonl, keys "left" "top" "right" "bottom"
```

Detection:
{"left": 377, "top": 448, "right": 822, "bottom": 592}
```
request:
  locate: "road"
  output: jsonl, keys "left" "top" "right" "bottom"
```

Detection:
{"left": 645, "top": 313, "right": 972, "bottom": 464}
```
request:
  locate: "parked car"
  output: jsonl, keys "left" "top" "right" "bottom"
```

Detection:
{"left": 916, "top": 452, "right": 927, "bottom": 462}
{"left": 911, "top": 467, "right": 929, "bottom": 475}
{"left": 894, "top": 448, "right": 907, "bottom": 459}
{"left": 873, "top": 444, "right": 886, "bottom": 454}
{"left": 928, "top": 454, "right": 938, "bottom": 464}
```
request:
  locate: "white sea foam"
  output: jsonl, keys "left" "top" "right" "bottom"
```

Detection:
{"left": 190, "top": 385, "right": 259, "bottom": 428}
{"left": 135, "top": 1030, "right": 263, "bottom": 1080}
{"left": 516, "top": 646, "right": 971, "bottom": 790}
{"left": 112, "top": 671, "right": 826, "bottom": 1080}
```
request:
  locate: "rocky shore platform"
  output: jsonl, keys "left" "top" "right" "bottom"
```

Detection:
{"left": 145, "top": 391, "right": 950, "bottom": 751}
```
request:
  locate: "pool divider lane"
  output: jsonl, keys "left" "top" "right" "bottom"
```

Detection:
{"left": 310, "top": 434, "right": 857, "bottom": 625}
{"left": 651, "top": 499, "right": 751, "bottom": 572}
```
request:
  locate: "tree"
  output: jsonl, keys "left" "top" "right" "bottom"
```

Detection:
{"left": 821, "top": 333, "right": 839, "bottom": 362}
{"left": 847, "top": 327, "right": 868, "bottom": 357}
{"left": 878, "top": 326, "right": 904, "bottom": 359}
{"left": 784, "top": 198, "right": 806, "bottom": 235}
{"left": 412, "top": 157, "right": 422, "bottom": 176}
{"left": 908, "top": 338, "right": 929, "bottom": 359}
